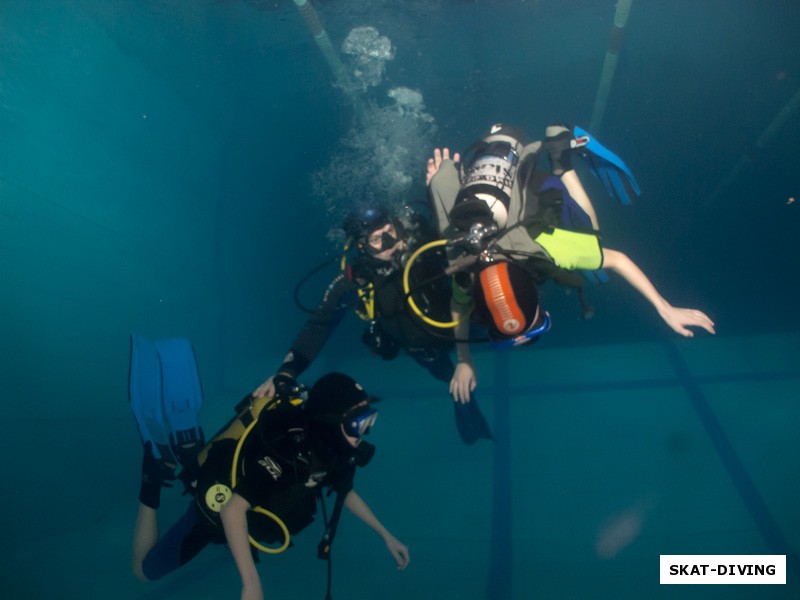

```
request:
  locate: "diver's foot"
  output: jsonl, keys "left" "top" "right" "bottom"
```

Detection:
{"left": 141, "top": 441, "right": 177, "bottom": 488}
{"left": 139, "top": 442, "right": 177, "bottom": 509}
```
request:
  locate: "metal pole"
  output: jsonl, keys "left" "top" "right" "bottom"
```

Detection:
{"left": 589, "top": 0, "right": 634, "bottom": 133}
{"left": 291, "top": 0, "right": 347, "bottom": 88}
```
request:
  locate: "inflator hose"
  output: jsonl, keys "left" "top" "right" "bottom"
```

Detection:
{"left": 231, "top": 418, "right": 291, "bottom": 554}
{"left": 402, "top": 239, "right": 465, "bottom": 329}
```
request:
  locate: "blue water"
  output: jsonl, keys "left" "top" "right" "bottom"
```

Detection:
{"left": 1, "top": 1, "right": 798, "bottom": 598}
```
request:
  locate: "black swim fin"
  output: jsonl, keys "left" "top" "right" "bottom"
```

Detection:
{"left": 453, "top": 397, "right": 493, "bottom": 445}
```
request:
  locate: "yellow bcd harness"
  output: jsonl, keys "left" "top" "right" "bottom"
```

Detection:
{"left": 355, "top": 284, "right": 375, "bottom": 322}
{"left": 196, "top": 394, "right": 304, "bottom": 554}
{"left": 341, "top": 236, "right": 377, "bottom": 323}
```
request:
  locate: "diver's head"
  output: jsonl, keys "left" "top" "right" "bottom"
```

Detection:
{"left": 305, "top": 372, "right": 379, "bottom": 465}
{"left": 474, "top": 261, "right": 551, "bottom": 348}
{"left": 344, "top": 206, "right": 405, "bottom": 262}
{"left": 450, "top": 124, "right": 529, "bottom": 231}
{"left": 479, "top": 123, "right": 529, "bottom": 152}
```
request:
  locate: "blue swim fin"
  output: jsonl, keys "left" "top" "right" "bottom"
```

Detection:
{"left": 129, "top": 334, "right": 204, "bottom": 465}
{"left": 573, "top": 126, "right": 641, "bottom": 205}
{"left": 154, "top": 338, "right": 205, "bottom": 464}
{"left": 129, "top": 333, "right": 175, "bottom": 463}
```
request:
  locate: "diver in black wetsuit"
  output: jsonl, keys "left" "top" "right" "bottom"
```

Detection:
{"left": 132, "top": 372, "right": 408, "bottom": 599}
{"left": 252, "top": 205, "right": 492, "bottom": 445}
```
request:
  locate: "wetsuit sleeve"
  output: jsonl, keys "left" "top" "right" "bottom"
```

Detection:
{"left": 331, "top": 464, "right": 356, "bottom": 497}
{"left": 276, "top": 274, "right": 356, "bottom": 377}
{"left": 428, "top": 160, "right": 461, "bottom": 241}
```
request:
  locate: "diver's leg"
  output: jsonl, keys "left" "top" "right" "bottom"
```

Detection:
{"left": 132, "top": 504, "right": 159, "bottom": 581}
{"left": 138, "top": 502, "right": 209, "bottom": 582}
{"left": 131, "top": 441, "right": 177, "bottom": 581}
{"left": 560, "top": 170, "right": 599, "bottom": 230}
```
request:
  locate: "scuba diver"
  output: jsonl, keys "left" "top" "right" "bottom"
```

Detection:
{"left": 251, "top": 204, "right": 493, "bottom": 445}
{"left": 129, "top": 334, "right": 408, "bottom": 600}
{"left": 423, "top": 124, "right": 716, "bottom": 399}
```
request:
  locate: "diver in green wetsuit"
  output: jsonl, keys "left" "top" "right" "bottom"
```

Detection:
{"left": 425, "top": 124, "right": 716, "bottom": 401}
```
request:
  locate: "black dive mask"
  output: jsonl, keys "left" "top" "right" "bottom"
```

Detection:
{"left": 349, "top": 440, "right": 376, "bottom": 467}
{"left": 365, "top": 230, "right": 398, "bottom": 256}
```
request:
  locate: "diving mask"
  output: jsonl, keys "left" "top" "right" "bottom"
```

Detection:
{"left": 365, "top": 226, "right": 399, "bottom": 256}
{"left": 344, "top": 405, "right": 378, "bottom": 438}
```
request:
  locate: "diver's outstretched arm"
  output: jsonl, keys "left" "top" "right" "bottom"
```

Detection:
{"left": 603, "top": 249, "right": 716, "bottom": 337}
{"left": 221, "top": 493, "right": 264, "bottom": 600}
{"left": 345, "top": 490, "right": 410, "bottom": 570}
{"left": 253, "top": 274, "right": 353, "bottom": 399}
{"left": 450, "top": 297, "right": 476, "bottom": 404}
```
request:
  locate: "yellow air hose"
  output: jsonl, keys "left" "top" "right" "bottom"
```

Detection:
{"left": 402, "top": 239, "right": 466, "bottom": 329}
{"left": 230, "top": 411, "right": 291, "bottom": 554}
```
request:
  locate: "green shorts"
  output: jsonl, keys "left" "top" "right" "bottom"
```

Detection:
{"left": 533, "top": 228, "right": 603, "bottom": 271}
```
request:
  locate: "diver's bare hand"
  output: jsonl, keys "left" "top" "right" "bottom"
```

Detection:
{"left": 426, "top": 147, "right": 460, "bottom": 185}
{"left": 251, "top": 376, "right": 275, "bottom": 399}
{"left": 385, "top": 534, "right": 410, "bottom": 570}
{"left": 659, "top": 306, "right": 716, "bottom": 337}
{"left": 449, "top": 362, "right": 476, "bottom": 404}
